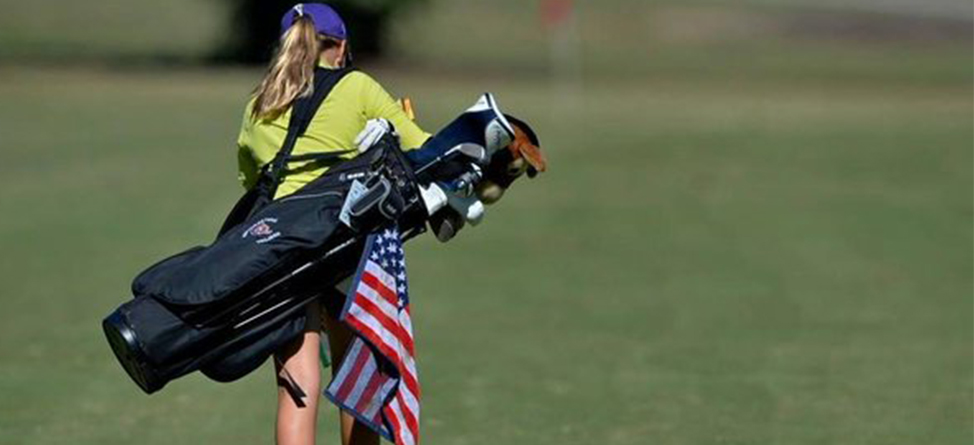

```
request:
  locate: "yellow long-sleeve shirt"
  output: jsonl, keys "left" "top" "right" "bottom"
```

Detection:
{"left": 237, "top": 69, "right": 429, "bottom": 199}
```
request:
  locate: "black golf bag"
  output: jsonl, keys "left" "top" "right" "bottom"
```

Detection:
{"left": 104, "top": 137, "right": 427, "bottom": 393}
{"left": 102, "top": 70, "right": 521, "bottom": 394}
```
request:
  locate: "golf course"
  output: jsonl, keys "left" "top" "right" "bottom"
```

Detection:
{"left": 0, "top": 1, "right": 971, "bottom": 444}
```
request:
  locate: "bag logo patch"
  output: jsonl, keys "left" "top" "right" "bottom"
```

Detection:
{"left": 242, "top": 217, "right": 281, "bottom": 244}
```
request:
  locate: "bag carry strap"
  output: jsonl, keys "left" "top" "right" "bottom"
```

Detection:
{"left": 217, "top": 67, "right": 355, "bottom": 236}
{"left": 260, "top": 66, "right": 356, "bottom": 203}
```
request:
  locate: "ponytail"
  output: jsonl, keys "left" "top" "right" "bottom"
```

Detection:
{"left": 252, "top": 16, "right": 321, "bottom": 120}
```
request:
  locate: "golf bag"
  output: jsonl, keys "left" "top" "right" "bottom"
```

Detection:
{"left": 105, "top": 135, "right": 425, "bottom": 393}
{"left": 103, "top": 83, "right": 519, "bottom": 394}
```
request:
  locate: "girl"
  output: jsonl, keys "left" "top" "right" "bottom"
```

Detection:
{"left": 235, "top": 4, "right": 429, "bottom": 444}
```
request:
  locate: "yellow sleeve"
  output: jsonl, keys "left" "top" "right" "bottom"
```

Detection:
{"left": 358, "top": 72, "right": 431, "bottom": 150}
{"left": 236, "top": 101, "right": 260, "bottom": 190}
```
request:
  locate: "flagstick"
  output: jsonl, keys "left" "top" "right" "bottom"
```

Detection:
{"left": 545, "top": 0, "right": 582, "bottom": 116}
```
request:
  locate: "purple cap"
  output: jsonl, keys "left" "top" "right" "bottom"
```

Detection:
{"left": 280, "top": 3, "right": 347, "bottom": 40}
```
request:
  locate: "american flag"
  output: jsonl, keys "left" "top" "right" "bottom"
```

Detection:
{"left": 325, "top": 226, "right": 420, "bottom": 444}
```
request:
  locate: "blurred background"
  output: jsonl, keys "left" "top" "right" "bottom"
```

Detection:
{"left": 0, "top": 0, "right": 971, "bottom": 444}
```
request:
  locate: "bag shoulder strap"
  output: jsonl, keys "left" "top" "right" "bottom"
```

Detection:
{"left": 217, "top": 67, "right": 355, "bottom": 237}
{"left": 262, "top": 66, "right": 356, "bottom": 197}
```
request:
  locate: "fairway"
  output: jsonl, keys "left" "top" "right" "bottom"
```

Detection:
{"left": 0, "top": 2, "right": 972, "bottom": 444}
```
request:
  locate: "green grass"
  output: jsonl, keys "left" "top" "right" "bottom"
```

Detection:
{"left": 0, "top": 2, "right": 971, "bottom": 444}
{"left": 0, "top": 0, "right": 224, "bottom": 60}
{"left": 393, "top": 2, "right": 974, "bottom": 87}
{"left": 0, "top": 57, "right": 969, "bottom": 444}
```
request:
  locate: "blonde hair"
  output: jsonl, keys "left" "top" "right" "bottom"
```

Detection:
{"left": 252, "top": 16, "right": 322, "bottom": 120}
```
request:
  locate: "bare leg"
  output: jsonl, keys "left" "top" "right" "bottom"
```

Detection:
{"left": 275, "top": 303, "right": 323, "bottom": 445}
{"left": 322, "top": 310, "right": 381, "bottom": 445}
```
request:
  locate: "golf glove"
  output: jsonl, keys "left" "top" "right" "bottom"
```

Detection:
{"left": 354, "top": 118, "right": 396, "bottom": 153}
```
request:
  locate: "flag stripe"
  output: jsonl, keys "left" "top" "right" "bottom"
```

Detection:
{"left": 349, "top": 292, "right": 415, "bottom": 353}
{"left": 383, "top": 402, "right": 406, "bottom": 444}
{"left": 346, "top": 309, "right": 400, "bottom": 362}
{"left": 364, "top": 378, "right": 396, "bottom": 423}
{"left": 354, "top": 367, "right": 384, "bottom": 415}
{"left": 346, "top": 302, "right": 414, "bottom": 370}
{"left": 398, "top": 380, "right": 420, "bottom": 420}
{"left": 334, "top": 340, "right": 372, "bottom": 403}
{"left": 395, "top": 393, "right": 420, "bottom": 441}
{"left": 332, "top": 338, "right": 365, "bottom": 392}
{"left": 354, "top": 280, "right": 399, "bottom": 320}
{"left": 387, "top": 395, "right": 418, "bottom": 445}
{"left": 344, "top": 352, "right": 378, "bottom": 409}
{"left": 363, "top": 260, "right": 396, "bottom": 291}
{"left": 324, "top": 339, "right": 394, "bottom": 442}
{"left": 344, "top": 311, "right": 420, "bottom": 396}
{"left": 360, "top": 269, "right": 399, "bottom": 306}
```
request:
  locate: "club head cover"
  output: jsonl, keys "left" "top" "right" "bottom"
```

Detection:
{"left": 428, "top": 207, "right": 465, "bottom": 243}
